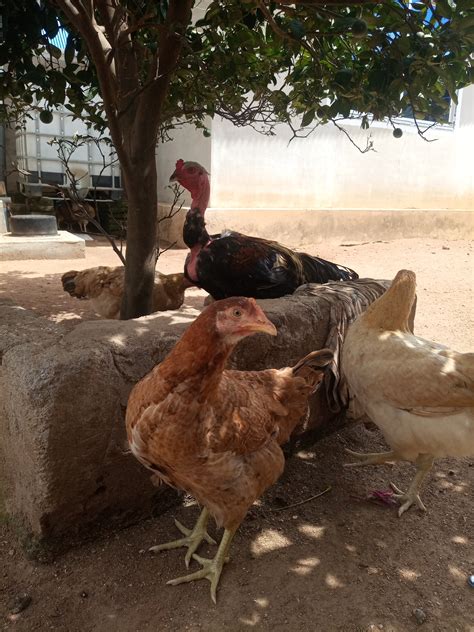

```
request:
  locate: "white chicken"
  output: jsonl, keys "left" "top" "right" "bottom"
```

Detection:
{"left": 342, "top": 269, "right": 474, "bottom": 516}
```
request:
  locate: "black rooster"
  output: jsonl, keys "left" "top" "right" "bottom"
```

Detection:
{"left": 170, "top": 160, "right": 358, "bottom": 300}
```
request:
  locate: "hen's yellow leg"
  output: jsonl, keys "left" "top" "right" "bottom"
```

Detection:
{"left": 390, "top": 453, "right": 434, "bottom": 517}
{"left": 344, "top": 448, "right": 398, "bottom": 467}
{"left": 167, "top": 526, "right": 237, "bottom": 604}
{"left": 150, "top": 507, "right": 216, "bottom": 568}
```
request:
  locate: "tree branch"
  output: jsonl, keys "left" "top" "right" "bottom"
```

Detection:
{"left": 135, "top": 0, "right": 193, "bottom": 151}
{"left": 332, "top": 119, "right": 375, "bottom": 153}
{"left": 257, "top": 1, "right": 317, "bottom": 58}
{"left": 53, "top": 0, "right": 126, "bottom": 165}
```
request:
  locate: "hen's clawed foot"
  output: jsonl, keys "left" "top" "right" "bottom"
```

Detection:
{"left": 344, "top": 448, "right": 397, "bottom": 467}
{"left": 150, "top": 508, "right": 216, "bottom": 568}
{"left": 167, "top": 552, "right": 226, "bottom": 604}
{"left": 166, "top": 527, "right": 236, "bottom": 604}
{"left": 389, "top": 482, "right": 426, "bottom": 517}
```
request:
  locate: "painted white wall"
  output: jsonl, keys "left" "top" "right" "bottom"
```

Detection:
{"left": 159, "top": 84, "right": 474, "bottom": 212}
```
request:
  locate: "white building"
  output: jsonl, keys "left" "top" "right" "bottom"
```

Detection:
{"left": 157, "top": 84, "right": 474, "bottom": 245}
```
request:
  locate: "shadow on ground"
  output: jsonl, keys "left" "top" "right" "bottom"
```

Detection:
{"left": 0, "top": 269, "right": 205, "bottom": 330}
{"left": 1, "top": 424, "right": 472, "bottom": 632}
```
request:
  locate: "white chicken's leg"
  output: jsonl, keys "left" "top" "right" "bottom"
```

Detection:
{"left": 150, "top": 507, "right": 216, "bottom": 568}
{"left": 344, "top": 448, "right": 398, "bottom": 467}
{"left": 390, "top": 453, "right": 434, "bottom": 517}
{"left": 167, "top": 526, "right": 237, "bottom": 604}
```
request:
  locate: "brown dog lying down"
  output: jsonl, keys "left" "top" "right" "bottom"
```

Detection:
{"left": 62, "top": 266, "right": 189, "bottom": 319}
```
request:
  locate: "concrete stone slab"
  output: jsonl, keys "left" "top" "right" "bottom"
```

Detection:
{"left": 0, "top": 231, "right": 85, "bottom": 260}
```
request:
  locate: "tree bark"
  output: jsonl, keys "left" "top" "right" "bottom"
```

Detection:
{"left": 53, "top": 0, "right": 193, "bottom": 319}
{"left": 120, "top": 142, "right": 159, "bottom": 319}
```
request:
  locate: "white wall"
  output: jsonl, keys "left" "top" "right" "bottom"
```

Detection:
{"left": 158, "top": 84, "right": 474, "bottom": 212}
{"left": 209, "top": 84, "right": 474, "bottom": 211}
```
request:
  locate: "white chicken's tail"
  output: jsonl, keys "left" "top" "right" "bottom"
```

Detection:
{"left": 292, "top": 348, "right": 333, "bottom": 393}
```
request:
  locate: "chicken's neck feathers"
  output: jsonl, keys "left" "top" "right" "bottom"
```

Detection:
{"left": 362, "top": 269, "right": 416, "bottom": 332}
{"left": 192, "top": 177, "right": 210, "bottom": 216}
{"left": 158, "top": 325, "right": 234, "bottom": 398}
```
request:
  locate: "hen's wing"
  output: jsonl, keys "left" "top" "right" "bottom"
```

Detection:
{"left": 360, "top": 331, "right": 474, "bottom": 410}
{"left": 205, "top": 368, "right": 312, "bottom": 454}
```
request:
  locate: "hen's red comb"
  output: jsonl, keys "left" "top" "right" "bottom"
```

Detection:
{"left": 175, "top": 159, "right": 185, "bottom": 171}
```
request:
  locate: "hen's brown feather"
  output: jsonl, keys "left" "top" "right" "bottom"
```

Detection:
{"left": 61, "top": 266, "right": 187, "bottom": 318}
{"left": 126, "top": 298, "right": 332, "bottom": 529}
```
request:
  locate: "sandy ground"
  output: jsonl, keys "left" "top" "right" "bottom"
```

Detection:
{"left": 0, "top": 236, "right": 473, "bottom": 631}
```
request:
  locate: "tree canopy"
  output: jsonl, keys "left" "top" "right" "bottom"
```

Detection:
{"left": 2, "top": 1, "right": 473, "bottom": 139}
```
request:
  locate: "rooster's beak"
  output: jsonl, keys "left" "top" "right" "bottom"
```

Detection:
{"left": 169, "top": 171, "right": 178, "bottom": 183}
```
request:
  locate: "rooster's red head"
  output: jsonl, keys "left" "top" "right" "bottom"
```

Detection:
{"left": 169, "top": 159, "right": 209, "bottom": 202}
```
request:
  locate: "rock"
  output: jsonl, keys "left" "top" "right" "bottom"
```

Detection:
{"left": 412, "top": 608, "right": 427, "bottom": 625}
{"left": 10, "top": 594, "right": 32, "bottom": 614}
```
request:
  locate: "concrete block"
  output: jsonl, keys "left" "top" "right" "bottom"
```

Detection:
{"left": 0, "top": 231, "right": 85, "bottom": 261}
{"left": 0, "top": 280, "right": 411, "bottom": 550}
{"left": 0, "top": 199, "right": 11, "bottom": 233}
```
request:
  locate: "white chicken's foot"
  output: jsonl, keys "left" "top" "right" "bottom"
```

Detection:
{"left": 344, "top": 448, "right": 398, "bottom": 467}
{"left": 166, "top": 527, "right": 237, "bottom": 604}
{"left": 389, "top": 453, "right": 434, "bottom": 517}
{"left": 149, "top": 507, "right": 216, "bottom": 568}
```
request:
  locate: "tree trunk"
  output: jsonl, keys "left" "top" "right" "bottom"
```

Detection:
{"left": 120, "top": 144, "right": 159, "bottom": 319}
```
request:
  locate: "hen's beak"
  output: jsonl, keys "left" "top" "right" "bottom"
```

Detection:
{"left": 243, "top": 317, "right": 277, "bottom": 337}
{"left": 169, "top": 171, "right": 178, "bottom": 183}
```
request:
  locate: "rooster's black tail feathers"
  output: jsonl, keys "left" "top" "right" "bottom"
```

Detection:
{"left": 300, "top": 252, "right": 359, "bottom": 284}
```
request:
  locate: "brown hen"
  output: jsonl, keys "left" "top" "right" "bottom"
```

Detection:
{"left": 126, "top": 297, "right": 332, "bottom": 602}
{"left": 62, "top": 266, "right": 188, "bottom": 319}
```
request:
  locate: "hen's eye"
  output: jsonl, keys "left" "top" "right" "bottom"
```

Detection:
{"left": 187, "top": 167, "right": 195, "bottom": 174}
{"left": 233, "top": 309, "right": 242, "bottom": 318}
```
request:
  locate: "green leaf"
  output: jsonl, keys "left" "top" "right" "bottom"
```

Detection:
{"left": 64, "top": 34, "right": 75, "bottom": 66}
{"left": 301, "top": 108, "right": 315, "bottom": 127}
{"left": 287, "top": 20, "right": 305, "bottom": 40}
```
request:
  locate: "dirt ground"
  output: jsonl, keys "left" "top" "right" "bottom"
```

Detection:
{"left": 0, "top": 237, "right": 473, "bottom": 632}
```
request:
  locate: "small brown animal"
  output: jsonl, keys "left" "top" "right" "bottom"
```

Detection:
{"left": 62, "top": 266, "right": 188, "bottom": 318}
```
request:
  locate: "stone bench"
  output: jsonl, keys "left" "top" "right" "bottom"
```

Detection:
{"left": 0, "top": 280, "right": 415, "bottom": 553}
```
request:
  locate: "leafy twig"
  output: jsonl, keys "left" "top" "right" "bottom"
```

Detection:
{"left": 49, "top": 133, "right": 126, "bottom": 264}
{"left": 156, "top": 182, "right": 185, "bottom": 262}
{"left": 332, "top": 119, "right": 375, "bottom": 153}
{"left": 406, "top": 95, "right": 438, "bottom": 142}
